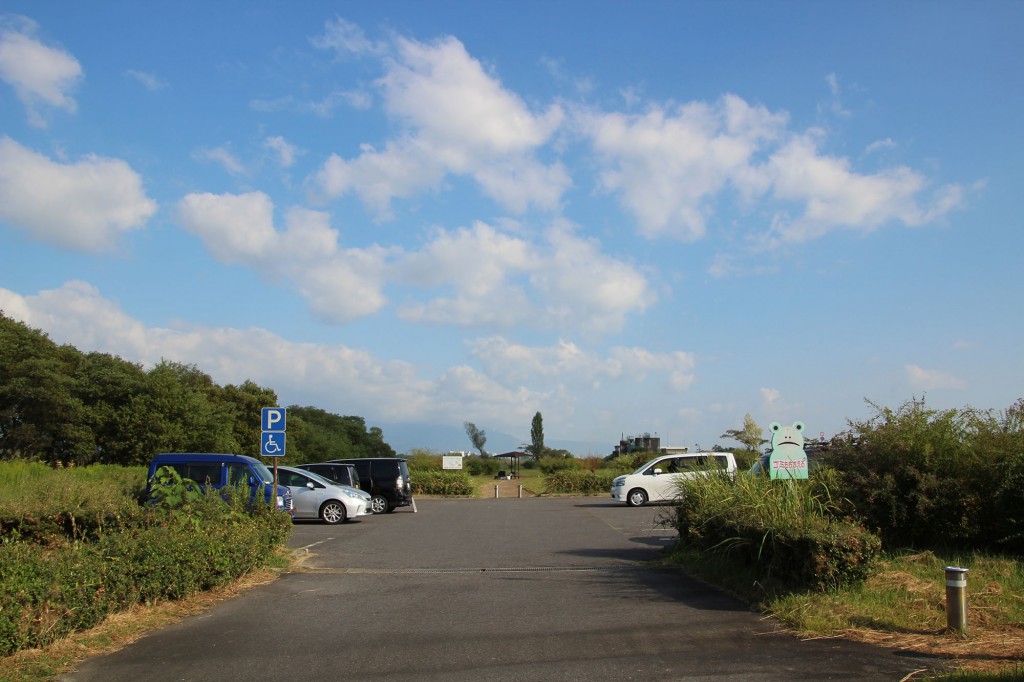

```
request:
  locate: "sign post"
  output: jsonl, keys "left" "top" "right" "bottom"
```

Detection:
{"left": 261, "top": 407, "right": 287, "bottom": 491}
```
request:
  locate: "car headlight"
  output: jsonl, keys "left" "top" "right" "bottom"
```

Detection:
{"left": 342, "top": 489, "right": 361, "bottom": 500}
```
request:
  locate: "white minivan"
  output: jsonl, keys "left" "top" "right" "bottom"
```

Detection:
{"left": 611, "top": 452, "right": 737, "bottom": 507}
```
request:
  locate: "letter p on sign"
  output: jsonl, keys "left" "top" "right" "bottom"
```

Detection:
{"left": 261, "top": 407, "right": 286, "bottom": 432}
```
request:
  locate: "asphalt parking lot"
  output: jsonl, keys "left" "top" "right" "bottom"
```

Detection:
{"left": 65, "top": 497, "right": 944, "bottom": 681}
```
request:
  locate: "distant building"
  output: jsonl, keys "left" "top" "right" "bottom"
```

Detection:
{"left": 612, "top": 433, "right": 690, "bottom": 458}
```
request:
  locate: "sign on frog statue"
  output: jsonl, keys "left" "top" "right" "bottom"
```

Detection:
{"left": 768, "top": 421, "right": 808, "bottom": 480}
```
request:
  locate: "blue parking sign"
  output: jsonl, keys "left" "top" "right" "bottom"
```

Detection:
{"left": 261, "top": 431, "right": 286, "bottom": 457}
{"left": 261, "top": 407, "right": 286, "bottom": 432}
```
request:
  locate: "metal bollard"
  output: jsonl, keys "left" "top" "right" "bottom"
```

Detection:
{"left": 944, "top": 566, "right": 969, "bottom": 635}
{"left": 518, "top": 484, "right": 523, "bottom": 498}
{"left": 494, "top": 484, "right": 499, "bottom": 498}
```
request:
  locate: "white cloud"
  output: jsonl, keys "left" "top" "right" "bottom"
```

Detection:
{"left": 264, "top": 136, "right": 299, "bottom": 168}
{"left": 581, "top": 94, "right": 786, "bottom": 240}
{"left": 311, "top": 31, "right": 568, "bottom": 216}
{"left": 905, "top": 364, "right": 967, "bottom": 391}
{"left": 304, "top": 21, "right": 963, "bottom": 251}
{"left": 194, "top": 146, "right": 248, "bottom": 176}
{"left": 125, "top": 69, "right": 166, "bottom": 91}
{"left": 312, "top": 140, "right": 446, "bottom": 219}
{"left": 0, "top": 17, "right": 82, "bottom": 127}
{"left": 580, "top": 90, "right": 963, "bottom": 248}
{"left": 766, "top": 134, "right": 964, "bottom": 243}
{"left": 395, "top": 220, "right": 654, "bottom": 333}
{"left": 467, "top": 337, "right": 695, "bottom": 391}
{"left": 530, "top": 222, "right": 655, "bottom": 334}
{"left": 176, "top": 192, "right": 651, "bottom": 334}
{"left": 312, "top": 17, "right": 384, "bottom": 57}
{"left": 761, "top": 387, "right": 781, "bottom": 404}
{"left": 0, "top": 136, "right": 157, "bottom": 251}
{"left": 0, "top": 282, "right": 546, "bottom": 429}
{"left": 865, "top": 138, "right": 896, "bottom": 155}
{"left": 824, "top": 72, "right": 850, "bottom": 117}
{"left": 177, "top": 192, "right": 392, "bottom": 323}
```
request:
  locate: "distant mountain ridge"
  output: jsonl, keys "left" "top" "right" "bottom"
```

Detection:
{"left": 375, "top": 421, "right": 608, "bottom": 458}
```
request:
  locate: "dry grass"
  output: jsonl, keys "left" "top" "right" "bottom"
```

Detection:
{"left": 772, "top": 551, "right": 1024, "bottom": 676}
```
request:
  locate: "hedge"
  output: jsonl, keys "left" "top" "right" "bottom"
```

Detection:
{"left": 0, "top": 504, "right": 290, "bottom": 657}
{"left": 410, "top": 470, "right": 475, "bottom": 496}
{"left": 544, "top": 470, "right": 618, "bottom": 495}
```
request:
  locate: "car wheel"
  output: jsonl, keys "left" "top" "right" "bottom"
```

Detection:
{"left": 370, "top": 495, "right": 389, "bottom": 514}
{"left": 320, "top": 500, "right": 347, "bottom": 524}
{"left": 626, "top": 488, "right": 648, "bottom": 507}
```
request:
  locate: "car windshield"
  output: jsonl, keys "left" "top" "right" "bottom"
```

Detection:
{"left": 251, "top": 460, "right": 274, "bottom": 485}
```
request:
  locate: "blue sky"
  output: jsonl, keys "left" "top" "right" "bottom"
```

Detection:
{"left": 1, "top": 1, "right": 1021, "bottom": 455}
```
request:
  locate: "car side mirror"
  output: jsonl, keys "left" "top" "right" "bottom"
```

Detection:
{"left": 652, "top": 468, "right": 663, "bottom": 475}
{"left": 248, "top": 476, "right": 257, "bottom": 486}
{"left": 306, "top": 482, "right": 315, "bottom": 490}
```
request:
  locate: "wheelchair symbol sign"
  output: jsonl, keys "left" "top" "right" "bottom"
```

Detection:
{"left": 261, "top": 431, "right": 286, "bottom": 457}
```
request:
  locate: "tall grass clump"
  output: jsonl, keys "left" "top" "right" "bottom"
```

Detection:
{"left": 823, "top": 397, "right": 1024, "bottom": 552}
{"left": 0, "top": 462, "right": 147, "bottom": 544}
{"left": 671, "top": 466, "right": 881, "bottom": 592}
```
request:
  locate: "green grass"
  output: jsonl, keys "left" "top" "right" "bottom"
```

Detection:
{"left": 668, "top": 546, "right": 1024, "bottom": 678}
{"left": 0, "top": 462, "right": 148, "bottom": 544}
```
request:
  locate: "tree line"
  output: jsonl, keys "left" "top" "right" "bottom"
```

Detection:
{"left": 0, "top": 313, "right": 395, "bottom": 466}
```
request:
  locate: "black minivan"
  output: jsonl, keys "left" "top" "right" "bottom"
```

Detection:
{"left": 327, "top": 457, "right": 412, "bottom": 514}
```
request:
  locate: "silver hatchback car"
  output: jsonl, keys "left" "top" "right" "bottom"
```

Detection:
{"left": 276, "top": 465, "right": 372, "bottom": 524}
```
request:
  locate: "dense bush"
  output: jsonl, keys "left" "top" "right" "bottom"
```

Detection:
{"left": 410, "top": 470, "right": 475, "bottom": 496}
{"left": 603, "top": 452, "right": 650, "bottom": 473}
{"left": 404, "top": 450, "right": 443, "bottom": 471}
{"left": 0, "top": 465, "right": 291, "bottom": 657}
{"left": 464, "top": 456, "right": 501, "bottom": 477}
{"left": 672, "top": 468, "right": 881, "bottom": 591}
{"left": 823, "top": 398, "right": 1024, "bottom": 552}
{"left": 0, "top": 507, "right": 290, "bottom": 656}
{"left": 544, "top": 469, "right": 618, "bottom": 495}
{"left": 537, "top": 455, "right": 580, "bottom": 474}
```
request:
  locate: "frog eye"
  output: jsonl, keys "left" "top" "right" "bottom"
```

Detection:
{"left": 793, "top": 422, "right": 805, "bottom": 431}
{"left": 770, "top": 422, "right": 781, "bottom": 432}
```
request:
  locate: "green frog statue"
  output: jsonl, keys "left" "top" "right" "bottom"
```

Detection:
{"left": 767, "top": 421, "right": 808, "bottom": 480}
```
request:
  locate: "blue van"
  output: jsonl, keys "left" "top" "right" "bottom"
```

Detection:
{"left": 147, "top": 453, "right": 293, "bottom": 514}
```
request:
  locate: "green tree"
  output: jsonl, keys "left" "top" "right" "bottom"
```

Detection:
{"left": 464, "top": 421, "right": 487, "bottom": 457}
{"left": 286, "top": 406, "right": 396, "bottom": 462}
{"left": 0, "top": 314, "right": 90, "bottom": 463}
{"left": 221, "top": 380, "right": 279, "bottom": 457}
{"left": 721, "top": 413, "right": 765, "bottom": 452}
{"left": 73, "top": 351, "right": 148, "bottom": 465}
{"left": 526, "top": 411, "right": 544, "bottom": 458}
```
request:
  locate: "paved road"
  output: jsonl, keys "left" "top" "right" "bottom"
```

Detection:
{"left": 65, "top": 497, "right": 943, "bottom": 681}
